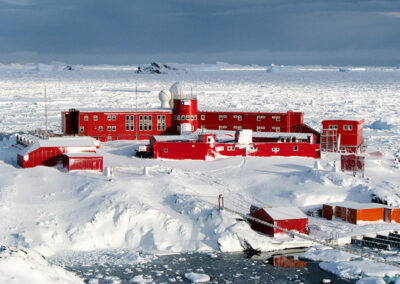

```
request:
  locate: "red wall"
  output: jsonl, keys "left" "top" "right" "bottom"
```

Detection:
{"left": 250, "top": 209, "right": 308, "bottom": 236}
{"left": 62, "top": 110, "right": 174, "bottom": 142}
{"left": 18, "top": 147, "right": 64, "bottom": 168}
{"left": 64, "top": 156, "right": 103, "bottom": 172}
{"left": 151, "top": 140, "right": 320, "bottom": 160}
{"left": 198, "top": 110, "right": 304, "bottom": 132}
{"left": 18, "top": 147, "right": 96, "bottom": 168}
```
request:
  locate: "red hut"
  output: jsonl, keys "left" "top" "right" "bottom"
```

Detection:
{"left": 321, "top": 119, "right": 365, "bottom": 153}
{"left": 250, "top": 207, "right": 308, "bottom": 237}
{"left": 62, "top": 153, "right": 103, "bottom": 172}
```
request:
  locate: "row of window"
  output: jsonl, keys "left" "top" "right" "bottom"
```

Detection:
{"left": 162, "top": 145, "right": 299, "bottom": 153}
{"left": 328, "top": 125, "right": 353, "bottom": 131}
{"left": 174, "top": 115, "right": 197, "bottom": 121}
{"left": 215, "top": 115, "right": 280, "bottom": 122}
{"left": 199, "top": 125, "right": 280, "bottom": 132}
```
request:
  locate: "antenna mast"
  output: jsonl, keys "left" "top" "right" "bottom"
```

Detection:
{"left": 44, "top": 86, "right": 48, "bottom": 137}
{"left": 135, "top": 83, "right": 138, "bottom": 144}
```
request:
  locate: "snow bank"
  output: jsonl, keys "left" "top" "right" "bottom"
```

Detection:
{"left": 301, "top": 247, "right": 400, "bottom": 281}
{"left": 184, "top": 272, "right": 210, "bottom": 283}
{"left": 319, "top": 261, "right": 400, "bottom": 281}
{"left": 356, "top": 278, "right": 385, "bottom": 284}
{"left": 0, "top": 246, "right": 82, "bottom": 284}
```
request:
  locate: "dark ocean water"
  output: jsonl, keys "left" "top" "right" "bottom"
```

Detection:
{"left": 61, "top": 252, "right": 354, "bottom": 284}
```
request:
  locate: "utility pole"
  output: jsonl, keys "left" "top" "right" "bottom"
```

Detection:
{"left": 135, "top": 83, "right": 138, "bottom": 144}
{"left": 44, "top": 86, "right": 48, "bottom": 137}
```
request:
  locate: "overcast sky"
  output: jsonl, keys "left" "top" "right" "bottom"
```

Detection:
{"left": 1, "top": 0, "right": 400, "bottom": 65}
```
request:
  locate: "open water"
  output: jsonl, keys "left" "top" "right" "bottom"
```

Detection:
{"left": 58, "top": 252, "right": 354, "bottom": 283}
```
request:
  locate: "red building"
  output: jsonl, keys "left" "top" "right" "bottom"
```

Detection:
{"left": 16, "top": 134, "right": 102, "bottom": 172}
{"left": 250, "top": 207, "right": 308, "bottom": 237}
{"left": 61, "top": 82, "right": 318, "bottom": 142}
{"left": 321, "top": 119, "right": 365, "bottom": 153}
{"left": 149, "top": 129, "right": 320, "bottom": 160}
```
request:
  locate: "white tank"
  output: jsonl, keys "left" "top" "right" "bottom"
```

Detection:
{"left": 159, "top": 89, "right": 172, "bottom": 108}
{"left": 169, "top": 81, "right": 184, "bottom": 101}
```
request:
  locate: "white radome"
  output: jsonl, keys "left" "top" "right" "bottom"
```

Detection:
{"left": 169, "top": 81, "right": 184, "bottom": 100}
{"left": 158, "top": 89, "right": 172, "bottom": 108}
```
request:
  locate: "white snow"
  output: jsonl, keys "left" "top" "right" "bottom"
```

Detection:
{"left": 0, "top": 246, "right": 83, "bottom": 284}
{"left": 184, "top": 272, "right": 210, "bottom": 283}
{"left": 261, "top": 206, "right": 307, "bottom": 220}
{"left": 1, "top": 62, "right": 400, "bottom": 282}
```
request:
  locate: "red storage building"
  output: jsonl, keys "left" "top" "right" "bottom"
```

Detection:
{"left": 250, "top": 207, "right": 308, "bottom": 237}
{"left": 63, "top": 153, "right": 103, "bottom": 172}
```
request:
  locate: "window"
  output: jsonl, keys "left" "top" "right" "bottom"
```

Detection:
{"left": 191, "top": 125, "right": 194, "bottom": 131}
{"left": 139, "top": 115, "right": 143, "bottom": 131}
{"left": 148, "top": 115, "right": 152, "bottom": 131}
{"left": 201, "top": 125, "right": 205, "bottom": 129}
{"left": 334, "top": 125, "right": 338, "bottom": 130}
{"left": 84, "top": 116, "right": 88, "bottom": 121}
{"left": 191, "top": 115, "right": 194, "bottom": 120}
{"left": 276, "top": 116, "right": 280, "bottom": 121}
{"left": 201, "top": 115, "right": 205, "bottom": 120}
{"left": 194, "top": 115, "right": 197, "bottom": 120}
{"left": 237, "top": 115, "right": 242, "bottom": 121}
{"left": 164, "top": 149, "right": 168, "bottom": 153}
{"left": 219, "top": 126, "right": 227, "bottom": 130}
{"left": 227, "top": 146, "right": 235, "bottom": 151}
{"left": 207, "top": 137, "right": 212, "bottom": 143}
{"left": 294, "top": 146, "right": 298, "bottom": 151}
{"left": 176, "top": 116, "right": 180, "bottom": 121}
{"left": 107, "top": 126, "right": 111, "bottom": 131}
{"left": 186, "top": 115, "right": 190, "bottom": 120}
{"left": 108, "top": 136, "right": 112, "bottom": 141}
{"left": 328, "top": 125, "right": 333, "bottom": 130}
{"left": 348, "top": 125, "right": 353, "bottom": 131}
{"left": 107, "top": 115, "right": 111, "bottom": 121}
{"left": 112, "top": 115, "right": 116, "bottom": 121}
{"left": 343, "top": 125, "right": 348, "bottom": 130}
{"left": 181, "top": 115, "right": 185, "bottom": 120}
{"left": 257, "top": 116, "right": 261, "bottom": 121}
{"left": 126, "top": 115, "right": 134, "bottom": 131}
{"left": 112, "top": 126, "right": 116, "bottom": 131}
{"left": 99, "top": 126, "right": 103, "bottom": 132}
{"left": 256, "top": 126, "right": 262, "bottom": 132}
{"left": 238, "top": 126, "right": 242, "bottom": 130}
{"left": 94, "top": 115, "right": 98, "bottom": 121}
{"left": 272, "top": 147, "right": 280, "bottom": 152}
{"left": 219, "top": 115, "right": 223, "bottom": 121}
{"left": 157, "top": 115, "right": 166, "bottom": 131}
{"left": 80, "top": 126, "right": 84, "bottom": 132}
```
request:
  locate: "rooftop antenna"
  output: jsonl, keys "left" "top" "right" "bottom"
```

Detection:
{"left": 135, "top": 83, "right": 138, "bottom": 144}
{"left": 44, "top": 86, "right": 48, "bottom": 138}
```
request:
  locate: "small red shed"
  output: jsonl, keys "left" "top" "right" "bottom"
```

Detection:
{"left": 62, "top": 153, "right": 103, "bottom": 172}
{"left": 321, "top": 118, "right": 364, "bottom": 153}
{"left": 250, "top": 207, "right": 308, "bottom": 237}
